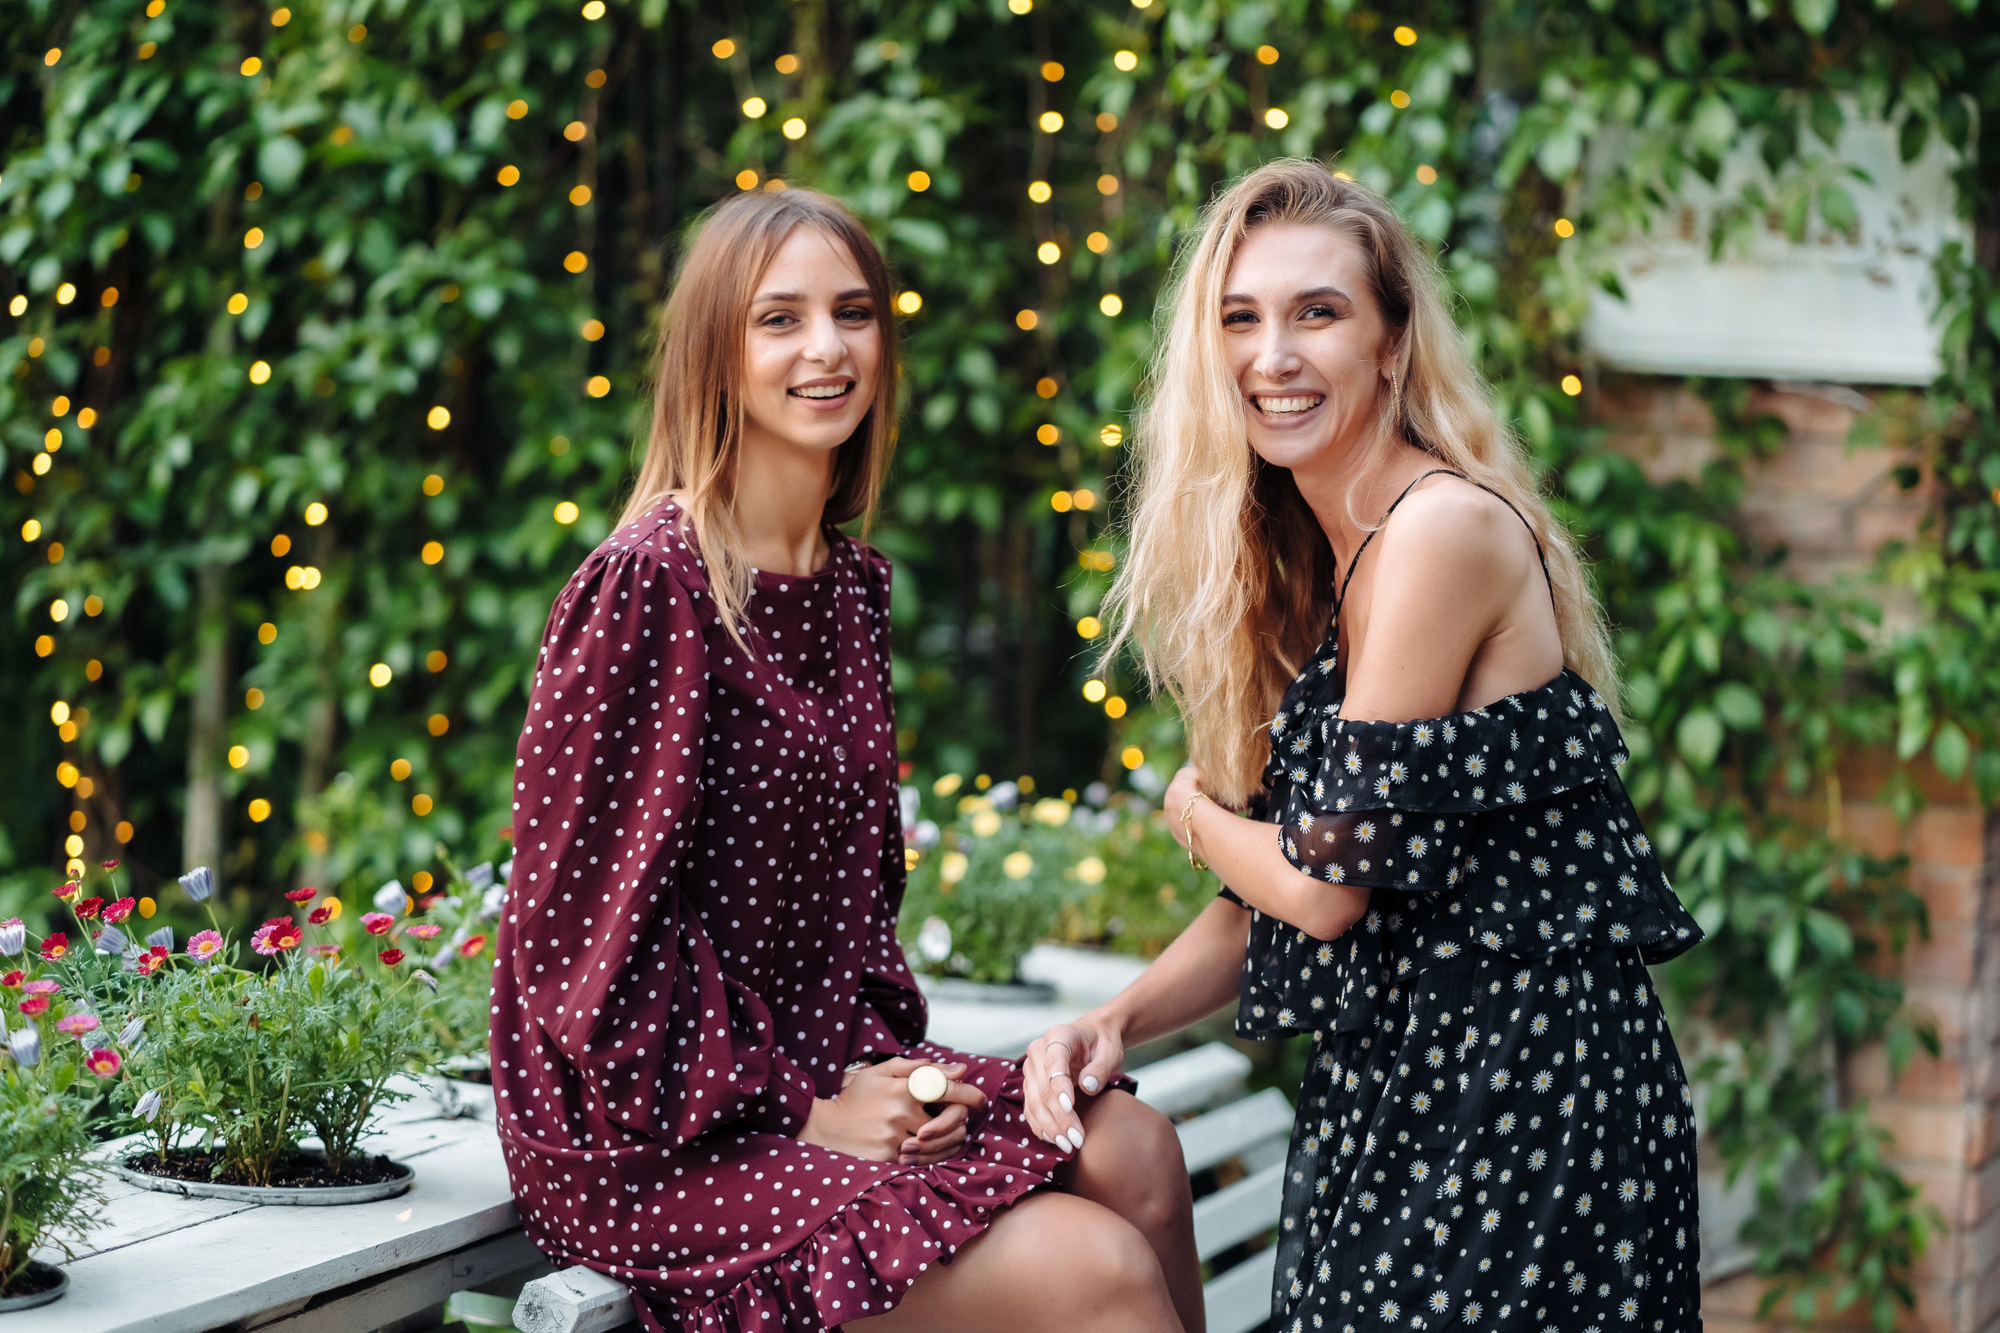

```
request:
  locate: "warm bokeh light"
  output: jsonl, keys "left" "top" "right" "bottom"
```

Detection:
{"left": 1113, "top": 50, "right": 1138, "bottom": 71}
{"left": 1121, "top": 746, "right": 1145, "bottom": 770}
{"left": 1416, "top": 164, "right": 1438, "bottom": 184}
{"left": 569, "top": 184, "right": 592, "bottom": 205}
{"left": 506, "top": 99, "right": 528, "bottom": 118}
{"left": 1036, "top": 376, "right": 1058, "bottom": 398}
{"left": 228, "top": 292, "right": 249, "bottom": 314}
{"left": 1051, "top": 491, "right": 1073, "bottom": 513}
{"left": 564, "top": 250, "right": 588, "bottom": 273}
{"left": 427, "top": 650, "right": 448, "bottom": 672}
{"left": 586, "top": 374, "right": 611, "bottom": 397}
{"left": 259, "top": 621, "right": 277, "bottom": 644}
{"left": 427, "top": 405, "right": 451, "bottom": 430}
{"left": 423, "top": 473, "right": 445, "bottom": 495}
{"left": 1096, "top": 175, "right": 1119, "bottom": 196}
{"left": 1104, "top": 696, "right": 1128, "bottom": 718}
{"left": 1016, "top": 309, "right": 1039, "bottom": 331}
{"left": 421, "top": 541, "right": 444, "bottom": 565}
{"left": 1072, "top": 488, "right": 1097, "bottom": 511}
{"left": 1394, "top": 25, "right": 1418, "bottom": 44}
{"left": 782, "top": 117, "right": 807, "bottom": 139}
{"left": 428, "top": 713, "right": 450, "bottom": 736}
{"left": 1037, "top": 241, "right": 1061, "bottom": 264}
{"left": 246, "top": 688, "right": 265, "bottom": 709}
{"left": 1038, "top": 111, "right": 1063, "bottom": 132}
{"left": 248, "top": 798, "right": 272, "bottom": 822}
{"left": 1082, "top": 679, "right": 1107, "bottom": 702}
{"left": 1561, "top": 374, "right": 1584, "bottom": 396}
{"left": 896, "top": 291, "right": 922, "bottom": 314}
{"left": 391, "top": 758, "right": 412, "bottom": 780}
{"left": 1554, "top": 217, "right": 1575, "bottom": 238}
{"left": 244, "top": 227, "right": 264, "bottom": 248}
{"left": 369, "top": 663, "right": 393, "bottom": 687}
{"left": 1041, "top": 61, "right": 1064, "bottom": 81}
{"left": 1100, "top": 293, "right": 1123, "bottom": 316}
{"left": 1256, "top": 45, "right": 1279, "bottom": 64}
{"left": 1028, "top": 180, "right": 1052, "bottom": 203}
{"left": 1037, "top": 424, "right": 1059, "bottom": 445}
{"left": 1264, "top": 108, "right": 1289, "bottom": 129}
{"left": 736, "top": 168, "right": 758, "bottom": 190}
{"left": 1076, "top": 616, "right": 1102, "bottom": 639}
{"left": 1100, "top": 423, "right": 1124, "bottom": 447}
{"left": 907, "top": 170, "right": 930, "bottom": 191}
{"left": 711, "top": 38, "right": 735, "bottom": 58}
{"left": 775, "top": 54, "right": 799, "bottom": 74}
{"left": 742, "top": 97, "right": 767, "bottom": 118}
{"left": 229, "top": 745, "right": 249, "bottom": 769}
{"left": 581, "top": 318, "right": 605, "bottom": 340}
{"left": 1390, "top": 89, "right": 1411, "bottom": 108}
{"left": 554, "top": 501, "right": 580, "bottom": 524}
{"left": 248, "top": 360, "right": 272, "bottom": 384}
{"left": 563, "top": 120, "right": 587, "bottom": 141}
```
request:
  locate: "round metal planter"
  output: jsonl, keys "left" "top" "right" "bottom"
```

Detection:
{"left": 117, "top": 1150, "right": 413, "bottom": 1206}
{"left": 0, "top": 1261, "right": 69, "bottom": 1312}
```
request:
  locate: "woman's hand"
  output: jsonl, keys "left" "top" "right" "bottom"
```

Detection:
{"left": 1022, "top": 1019, "right": 1127, "bottom": 1153}
{"left": 798, "top": 1058, "right": 987, "bottom": 1167}
{"left": 1163, "top": 764, "right": 1206, "bottom": 853}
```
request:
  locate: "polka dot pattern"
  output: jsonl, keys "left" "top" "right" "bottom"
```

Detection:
{"left": 492, "top": 501, "right": 1078, "bottom": 1332}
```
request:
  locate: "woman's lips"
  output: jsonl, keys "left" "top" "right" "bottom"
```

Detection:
{"left": 1253, "top": 393, "right": 1325, "bottom": 417}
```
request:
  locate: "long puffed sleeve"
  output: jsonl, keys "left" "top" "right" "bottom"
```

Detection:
{"left": 508, "top": 548, "right": 817, "bottom": 1147}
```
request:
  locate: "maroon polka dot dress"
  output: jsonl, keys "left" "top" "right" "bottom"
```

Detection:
{"left": 493, "top": 500, "right": 1074, "bottom": 1331}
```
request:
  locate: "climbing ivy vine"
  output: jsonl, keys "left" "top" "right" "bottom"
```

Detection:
{"left": 2, "top": 0, "right": 1995, "bottom": 1323}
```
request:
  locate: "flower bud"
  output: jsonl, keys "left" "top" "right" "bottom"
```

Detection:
{"left": 0, "top": 920, "right": 22, "bottom": 956}
{"left": 178, "top": 866, "right": 215, "bottom": 902}
{"left": 373, "top": 880, "right": 408, "bottom": 913}
{"left": 135, "top": 1087, "right": 163, "bottom": 1121}
{"left": 7, "top": 1027, "right": 40, "bottom": 1068}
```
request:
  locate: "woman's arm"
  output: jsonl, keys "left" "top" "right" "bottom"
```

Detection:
{"left": 1021, "top": 895, "right": 1248, "bottom": 1151}
{"left": 1168, "top": 772, "right": 1370, "bottom": 941}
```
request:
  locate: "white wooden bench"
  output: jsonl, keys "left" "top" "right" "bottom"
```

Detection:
{"left": 18, "top": 1079, "right": 538, "bottom": 1333}
{"left": 514, "top": 1038, "right": 1293, "bottom": 1333}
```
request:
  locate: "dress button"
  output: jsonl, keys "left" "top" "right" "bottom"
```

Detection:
{"left": 833, "top": 745, "right": 847, "bottom": 761}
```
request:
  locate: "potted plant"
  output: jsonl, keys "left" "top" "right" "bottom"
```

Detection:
{"left": 0, "top": 893, "right": 126, "bottom": 1310}
{"left": 103, "top": 868, "right": 440, "bottom": 1204}
{"left": 897, "top": 780, "right": 1095, "bottom": 1000}
{"left": 405, "top": 858, "right": 506, "bottom": 1081}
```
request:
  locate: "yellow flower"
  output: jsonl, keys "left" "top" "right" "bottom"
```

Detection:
{"left": 1032, "top": 797, "right": 1073, "bottom": 826}
{"left": 1074, "top": 856, "right": 1107, "bottom": 884}
{"left": 971, "top": 810, "right": 1003, "bottom": 838}
{"left": 1002, "top": 851, "right": 1034, "bottom": 880}
{"left": 940, "top": 852, "right": 969, "bottom": 885}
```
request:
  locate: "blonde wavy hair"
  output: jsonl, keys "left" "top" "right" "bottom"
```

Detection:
{"left": 1103, "top": 160, "right": 1616, "bottom": 807}
{"left": 619, "top": 187, "right": 899, "bottom": 647}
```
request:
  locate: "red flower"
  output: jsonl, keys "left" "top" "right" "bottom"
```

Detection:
{"left": 0, "top": 971, "right": 19, "bottom": 989}
{"left": 251, "top": 917, "right": 303, "bottom": 955}
{"left": 19, "top": 996, "right": 48, "bottom": 1016}
{"left": 308, "top": 905, "right": 334, "bottom": 925}
{"left": 284, "top": 887, "right": 317, "bottom": 902}
{"left": 101, "top": 859, "right": 121, "bottom": 871}
{"left": 378, "top": 948, "right": 406, "bottom": 967}
{"left": 459, "top": 934, "right": 489, "bottom": 958}
{"left": 53, "top": 880, "right": 80, "bottom": 902}
{"left": 136, "top": 946, "right": 170, "bottom": 976}
{"left": 103, "top": 897, "right": 136, "bottom": 924}
{"left": 74, "top": 897, "right": 104, "bottom": 920}
{"left": 38, "top": 934, "right": 68, "bottom": 961}
{"left": 361, "top": 912, "right": 395, "bottom": 936}
{"left": 417, "top": 894, "right": 442, "bottom": 911}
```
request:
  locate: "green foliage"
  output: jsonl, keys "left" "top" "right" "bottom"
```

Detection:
{"left": 6, "top": 0, "right": 1999, "bottom": 1319}
{"left": 411, "top": 855, "right": 502, "bottom": 1061}
{"left": 0, "top": 931, "right": 109, "bottom": 1293}
{"left": 114, "top": 892, "right": 437, "bottom": 1182}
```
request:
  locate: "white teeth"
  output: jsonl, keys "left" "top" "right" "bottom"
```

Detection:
{"left": 792, "top": 384, "right": 851, "bottom": 399}
{"left": 1258, "top": 395, "right": 1323, "bottom": 415}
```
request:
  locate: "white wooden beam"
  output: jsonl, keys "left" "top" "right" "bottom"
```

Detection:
{"left": 512, "top": 1265, "right": 635, "bottom": 1333}
{"left": 1203, "top": 1245, "right": 1278, "bottom": 1333}
{"left": 1192, "top": 1161, "right": 1285, "bottom": 1260}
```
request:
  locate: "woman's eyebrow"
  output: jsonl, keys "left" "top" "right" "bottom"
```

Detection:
{"left": 1293, "top": 286, "right": 1350, "bottom": 303}
{"left": 752, "top": 287, "right": 875, "bottom": 304}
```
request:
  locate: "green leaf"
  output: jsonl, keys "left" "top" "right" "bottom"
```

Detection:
{"left": 1676, "top": 710, "right": 1725, "bottom": 767}
{"left": 1809, "top": 90, "right": 1845, "bottom": 147}
{"left": 1818, "top": 184, "right": 1859, "bottom": 237}
{"left": 1931, "top": 721, "right": 1969, "bottom": 779}
{"left": 1768, "top": 919, "right": 1801, "bottom": 981}
{"left": 1897, "top": 113, "right": 1930, "bottom": 164}
{"left": 1793, "top": 0, "right": 1838, "bottom": 35}
{"left": 1712, "top": 682, "right": 1763, "bottom": 729}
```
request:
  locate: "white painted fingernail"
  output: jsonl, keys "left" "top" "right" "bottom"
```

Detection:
{"left": 1080, "top": 1076, "right": 1100, "bottom": 1093}
{"left": 1053, "top": 1134, "right": 1071, "bottom": 1154}
{"left": 1058, "top": 1093, "right": 1073, "bottom": 1113}
{"left": 1068, "top": 1126, "right": 1085, "bottom": 1149}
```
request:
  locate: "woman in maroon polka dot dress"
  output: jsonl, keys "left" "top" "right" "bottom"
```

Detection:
{"left": 494, "top": 188, "right": 1202, "bottom": 1332}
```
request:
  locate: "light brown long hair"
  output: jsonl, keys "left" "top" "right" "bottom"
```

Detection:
{"left": 1103, "top": 160, "right": 1617, "bottom": 807}
{"left": 620, "top": 187, "right": 900, "bottom": 644}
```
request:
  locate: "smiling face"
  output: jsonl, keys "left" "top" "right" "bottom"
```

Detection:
{"left": 1220, "top": 222, "right": 1402, "bottom": 473}
{"left": 739, "top": 223, "right": 883, "bottom": 461}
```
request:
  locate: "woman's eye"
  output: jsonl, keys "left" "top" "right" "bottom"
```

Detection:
{"left": 761, "top": 312, "right": 795, "bottom": 328}
{"left": 1301, "top": 305, "right": 1338, "bottom": 321}
{"left": 837, "top": 306, "right": 874, "bottom": 323}
{"left": 1222, "top": 310, "right": 1257, "bottom": 326}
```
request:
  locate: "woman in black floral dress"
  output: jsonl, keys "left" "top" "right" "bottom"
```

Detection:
{"left": 1017, "top": 161, "right": 1704, "bottom": 1333}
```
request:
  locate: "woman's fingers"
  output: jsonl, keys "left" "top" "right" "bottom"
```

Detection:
{"left": 913, "top": 1102, "right": 969, "bottom": 1143}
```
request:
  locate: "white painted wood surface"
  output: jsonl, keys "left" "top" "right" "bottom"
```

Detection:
{"left": 20, "top": 1078, "right": 524, "bottom": 1333}
{"left": 512, "top": 1262, "right": 636, "bottom": 1333}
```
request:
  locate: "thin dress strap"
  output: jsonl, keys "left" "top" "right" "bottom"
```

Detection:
{"left": 1333, "top": 468, "right": 1557, "bottom": 617}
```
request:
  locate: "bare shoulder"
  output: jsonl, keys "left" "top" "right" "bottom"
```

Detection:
{"left": 1369, "top": 474, "right": 1535, "bottom": 597}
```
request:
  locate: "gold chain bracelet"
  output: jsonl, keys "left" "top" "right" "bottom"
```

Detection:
{"left": 1179, "top": 791, "right": 1213, "bottom": 870}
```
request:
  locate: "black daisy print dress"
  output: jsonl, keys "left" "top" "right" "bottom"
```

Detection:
{"left": 1219, "top": 472, "right": 1705, "bottom": 1333}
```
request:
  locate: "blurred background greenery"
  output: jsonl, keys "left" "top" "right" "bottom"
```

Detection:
{"left": 5, "top": 0, "right": 1998, "bottom": 1320}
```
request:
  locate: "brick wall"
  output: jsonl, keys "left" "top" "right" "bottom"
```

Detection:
{"left": 1592, "top": 378, "right": 1999, "bottom": 1333}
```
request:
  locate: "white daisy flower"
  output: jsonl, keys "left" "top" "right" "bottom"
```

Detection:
{"left": 1472, "top": 1158, "right": 1492, "bottom": 1180}
{"left": 1429, "top": 1291, "right": 1451, "bottom": 1313}
{"left": 1408, "top": 835, "right": 1429, "bottom": 858}
{"left": 1575, "top": 1193, "right": 1592, "bottom": 1216}
{"left": 1521, "top": 1264, "right": 1541, "bottom": 1287}
{"left": 1576, "top": 829, "right": 1597, "bottom": 849}
{"left": 1564, "top": 736, "right": 1585, "bottom": 757}
{"left": 1506, "top": 782, "right": 1527, "bottom": 801}
{"left": 1530, "top": 1013, "right": 1550, "bottom": 1035}
{"left": 1530, "top": 856, "right": 1551, "bottom": 876}
{"left": 1376, "top": 1253, "right": 1395, "bottom": 1274}
{"left": 1528, "top": 1147, "right": 1549, "bottom": 1169}
{"left": 1413, "top": 723, "right": 1434, "bottom": 747}
{"left": 1495, "top": 1111, "right": 1517, "bottom": 1134}
{"left": 1465, "top": 754, "right": 1487, "bottom": 776}
{"left": 1380, "top": 1300, "right": 1401, "bottom": 1323}
{"left": 1461, "top": 1301, "right": 1483, "bottom": 1325}
{"left": 1345, "top": 750, "right": 1364, "bottom": 775}
{"left": 1532, "top": 1070, "right": 1554, "bottom": 1093}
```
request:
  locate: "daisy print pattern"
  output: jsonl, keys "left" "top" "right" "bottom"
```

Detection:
{"left": 1214, "top": 472, "right": 1704, "bottom": 1333}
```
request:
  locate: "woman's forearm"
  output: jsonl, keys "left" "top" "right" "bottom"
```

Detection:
{"left": 1086, "top": 897, "right": 1248, "bottom": 1048}
{"left": 1188, "top": 799, "right": 1369, "bottom": 940}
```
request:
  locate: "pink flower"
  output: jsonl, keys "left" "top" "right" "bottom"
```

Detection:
{"left": 186, "top": 930, "right": 225, "bottom": 964}
{"left": 84, "top": 1047, "right": 121, "bottom": 1077}
{"left": 308, "top": 905, "right": 334, "bottom": 925}
{"left": 0, "top": 971, "right": 19, "bottom": 990}
{"left": 103, "top": 897, "right": 136, "bottom": 924}
{"left": 405, "top": 923, "right": 442, "bottom": 939}
{"left": 53, "top": 881, "right": 80, "bottom": 902}
{"left": 251, "top": 917, "right": 304, "bottom": 955}
{"left": 56, "top": 1014, "right": 101, "bottom": 1037}
{"left": 378, "top": 948, "right": 406, "bottom": 967}
{"left": 284, "top": 887, "right": 317, "bottom": 903}
{"left": 22, "top": 980, "right": 59, "bottom": 997}
{"left": 136, "top": 946, "right": 170, "bottom": 976}
{"left": 18, "top": 997, "right": 48, "bottom": 1016}
{"left": 38, "top": 934, "right": 68, "bottom": 961}
{"left": 460, "top": 934, "right": 489, "bottom": 958}
{"left": 361, "top": 913, "right": 395, "bottom": 936}
{"left": 74, "top": 897, "right": 104, "bottom": 921}
{"left": 308, "top": 944, "right": 341, "bottom": 957}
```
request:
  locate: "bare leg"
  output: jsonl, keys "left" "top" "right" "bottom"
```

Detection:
{"left": 1069, "top": 1090, "right": 1205, "bottom": 1333}
{"left": 843, "top": 1191, "right": 1184, "bottom": 1333}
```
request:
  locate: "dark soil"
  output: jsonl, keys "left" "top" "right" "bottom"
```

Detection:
{"left": 0, "top": 1261, "right": 63, "bottom": 1300}
{"left": 445, "top": 1066, "right": 492, "bottom": 1085}
{"left": 123, "top": 1148, "right": 408, "bottom": 1189}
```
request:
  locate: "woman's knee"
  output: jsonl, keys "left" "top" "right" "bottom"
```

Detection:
{"left": 1031, "top": 1198, "right": 1168, "bottom": 1309}
{"left": 1076, "top": 1092, "right": 1193, "bottom": 1230}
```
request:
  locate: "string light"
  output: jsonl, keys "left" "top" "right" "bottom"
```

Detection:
{"left": 241, "top": 57, "right": 263, "bottom": 76}
{"left": 742, "top": 97, "right": 766, "bottom": 117}
{"left": 259, "top": 622, "right": 277, "bottom": 643}
{"left": 76, "top": 408, "right": 96, "bottom": 427}
{"left": 1037, "top": 241, "right": 1061, "bottom": 264}
{"left": 1101, "top": 424, "right": 1123, "bottom": 447}
{"left": 248, "top": 361, "right": 271, "bottom": 384}
{"left": 563, "top": 121, "right": 587, "bottom": 141}
{"left": 711, "top": 38, "right": 736, "bottom": 58}
{"left": 1041, "top": 61, "right": 1064, "bottom": 81}
{"left": 896, "top": 291, "right": 922, "bottom": 314}
{"left": 736, "top": 169, "right": 758, "bottom": 190}
{"left": 244, "top": 227, "right": 264, "bottom": 248}
{"left": 907, "top": 170, "right": 930, "bottom": 191}
{"left": 1038, "top": 111, "right": 1063, "bottom": 133}
{"left": 1104, "top": 697, "right": 1128, "bottom": 718}
{"left": 1096, "top": 175, "right": 1119, "bottom": 196}
{"left": 506, "top": 99, "right": 528, "bottom": 118}
{"left": 581, "top": 318, "right": 605, "bottom": 340}
{"left": 554, "top": 501, "right": 580, "bottom": 524}
{"left": 1016, "top": 310, "right": 1039, "bottom": 330}
{"left": 1416, "top": 164, "right": 1438, "bottom": 184}
{"left": 1028, "top": 180, "right": 1052, "bottom": 203}
{"left": 564, "top": 251, "right": 589, "bottom": 273}
{"left": 1087, "top": 231, "right": 1110, "bottom": 252}
{"left": 248, "top": 799, "right": 271, "bottom": 822}
{"left": 348, "top": 24, "right": 366, "bottom": 41}
{"left": 1256, "top": 45, "right": 1279, "bottom": 64}
{"left": 423, "top": 473, "right": 445, "bottom": 495}
{"left": 1100, "top": 294, "right": 1123, "bottom": 315}
{"left": 1554, "top": 217, "right": 1575, "bottom": 237}
{"left": 7, "top": 296, "right": 23, "bottom": 316}
{"left": 1083, "top": 680, "right": 1107, "bottom": 702}
{"left": 1007, "top": 0, "right": 1031, "bottom": 12}
{"left": 56, "top": 283, "right": 76, "bottom": 304}
{"left": 569, "top": 184, "right": 592, "bottom": 205}
{"left": 775, "top": 54, "right": 799, "bottom": 74}
{"left": 412, "top": 794, "right": 434, "bottom": 816}
{"left": 1113, "top": 51, "right": 1138, "bottom": 71}
{"left": 391, "top": 758, "right": 412, "bottom": 780}
{"left": 1036, "top": 377, "right": 1058, "bottom": 398}
{"left": 428, "top": 713, "right": 449, "bottom": 736}
{"left": 781, "top": 118, "right": 807, "bottom": 139}
{"left": 1076, "top": 616, "right": 1102, "bottom": 639}
{"left": 370, "top": 663, "right": 393, "bottom": 687}
{"left": 1121, "top": 746, "right": 1145, "bottom": 769}
{"left": 1051, "top": 491, "right": 1073, "bottom": 513}
{"left": 497, "top": 165, "right": 520, "bottom": 185}
{"left": 421, "top": 541, "right": 444, "bottom": 564}
{"left": 1394, "top": 25, "right": 1418, "bottom": 44}
{"left": 427, "top": 405, "right": 451, "bottom": 430}
{"left": 586, "top": 375, "right": 610, "bottom": 397}
{"left": 580, "top": 1, "right": 605, "bottom": 19}
{"left": 1073, "top": 488, "right": 1098, "bottom": 510}
{"left": 304, "top": 502, "right": 327, "bottom": 525}
{"left": 246, "top": 688, "right": 265, "bottom": 709}
{"left": 1265, "top": 108, "right": 1289, "bottom": 129}
{"left": 229, "top": 745, "right": 250, "bottom": 769}
{"left": 1037, "top": 424, "right": 1059, "bottom": 444}
{"left": 228, "top": 292, "right": 249, "bottom": 313}
{"left": 1561, "top": 374, "right": 1583, "bottom": 396}
{"left": 1390, "top": 89, "right": 1411, "bottom": 108}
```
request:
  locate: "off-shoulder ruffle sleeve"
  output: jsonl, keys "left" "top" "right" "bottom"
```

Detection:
{"left": 1234, "top": 669, "right": 1701, "bottom": 1039}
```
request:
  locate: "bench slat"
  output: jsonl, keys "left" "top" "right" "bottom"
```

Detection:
{"left": 1133, "top": 1042, "right": 1252, "bottom": 1119}
{"left": 1176, "top": 1087, "right": 1294, "bottom": 1175}
{"left": 1192, "top": 1161, "right": 1286, "bottom": 1260}
{"left": 1203, "top": 1245, "right": 1278, "bottom": 1333}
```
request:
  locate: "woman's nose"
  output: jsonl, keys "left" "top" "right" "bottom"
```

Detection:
{"left": 1251, "top": 331, "right": 1302, "bottom": 382}
{"left": 801, "top": 312, "right": 846, "bottom": 365}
